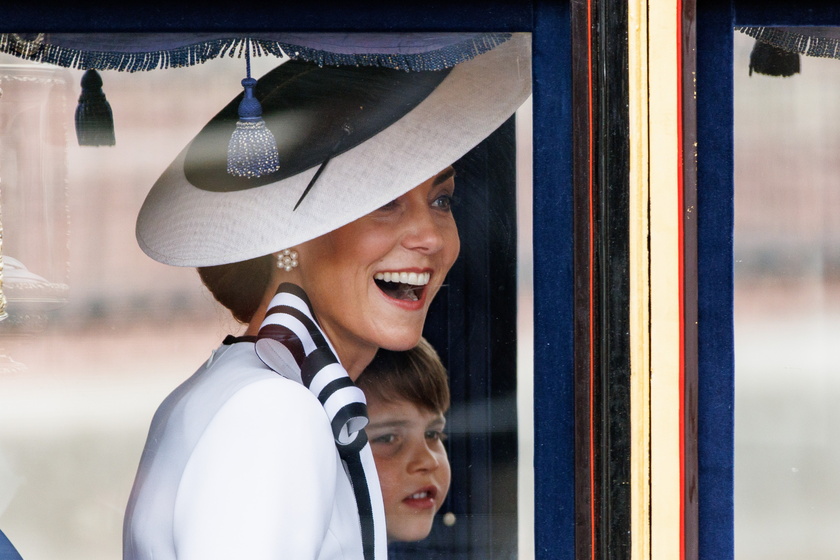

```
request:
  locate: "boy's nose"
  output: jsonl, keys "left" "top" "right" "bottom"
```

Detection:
{"left": 408, "top": 443, "right": 440, "bottom": 472}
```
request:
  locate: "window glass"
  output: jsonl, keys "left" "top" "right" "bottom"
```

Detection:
{"left": 735, "top": 27, "right": 840, "bottom": 559}
{"left": 0, "top": 34, "right": 533, "bottom": 560}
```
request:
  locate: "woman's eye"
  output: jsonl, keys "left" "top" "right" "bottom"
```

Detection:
{"left": 432, "top": 194, "right": 454, "bottom": 211}
{"left": 372, "top": 433, "right": 396, "bottom": 444}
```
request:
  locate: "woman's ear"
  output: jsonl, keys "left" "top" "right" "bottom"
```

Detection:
{"left": 245, "top": 249, "right": 302, "bottom": 336}
{"left": 268, "top": 247, "right": 306, "bottom": 293}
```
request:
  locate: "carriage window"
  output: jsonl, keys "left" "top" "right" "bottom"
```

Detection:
{"left": 0, "top": 34, "right": 533, "bottom": 560}
{"left": 735, "top": 27, "right": 840, "bottom": 559}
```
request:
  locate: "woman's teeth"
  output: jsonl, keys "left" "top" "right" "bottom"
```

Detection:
{"left": 374, "top": 272, "right": 430, "bottom": 301}
{"left": 409, "top": 491, "right": 430, "bottom": 499}
{"left": 374, "top": 271, "right": 430, "bottom": 285}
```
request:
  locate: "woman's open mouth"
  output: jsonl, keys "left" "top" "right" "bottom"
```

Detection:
{"left": 373, "top": 271, "right": 430, "bottom": 302}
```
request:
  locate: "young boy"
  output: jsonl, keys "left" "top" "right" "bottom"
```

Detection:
{"left": 357, "top": 337, "right": 452, "bottom": 543}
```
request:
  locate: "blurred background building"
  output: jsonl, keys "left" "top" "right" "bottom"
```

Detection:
{"left": 0, "top": 44, "right": 536, "bottom": 560}
{"left": 0, "top": 52, "right": 274, "bottom": 560}
{"left": 735, "top": 30, "right": 840, "bottom": 559}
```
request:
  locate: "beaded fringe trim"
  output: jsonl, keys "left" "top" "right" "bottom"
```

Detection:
{"left": 0, "top": 33, "right": 512, "bottom": 72}
{"left": 739, "top": 27, "right": 840, "bottom": 60}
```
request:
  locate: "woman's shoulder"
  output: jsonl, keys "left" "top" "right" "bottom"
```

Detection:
{"left": 213, "top": 375, "right": 328, "bottom": 432}
{"left": 187, "top": 365, "right": 337, "bottom": 469}
{"left": 205, "top": 342, "right": 321, "bottom": 414}
{"left": 151, "top": 341, "right": 328, "bottom": 438}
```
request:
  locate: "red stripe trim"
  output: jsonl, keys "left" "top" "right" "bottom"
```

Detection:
{"left": 676, "top": 1, "right": 686, "bottom": 559}
{"left": 587, "top": 0, "right": 597, "bottom": 558}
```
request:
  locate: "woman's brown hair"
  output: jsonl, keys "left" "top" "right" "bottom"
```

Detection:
{"left": 197, "top": 254, "right": 274, "bottom": 324}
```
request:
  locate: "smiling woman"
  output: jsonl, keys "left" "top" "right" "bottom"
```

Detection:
{"left": 277, "top": 168, "right": 461, "bottom": 374}
{"left": 123, "top": 33, "right": 531, "bottom": 560}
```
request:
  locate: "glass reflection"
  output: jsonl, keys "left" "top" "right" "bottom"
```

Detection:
{"left": 735, "top": 28, "right": 840, "bottom": 560}
{"left": 0, "top": 37, "right": 534, "bottom": 560}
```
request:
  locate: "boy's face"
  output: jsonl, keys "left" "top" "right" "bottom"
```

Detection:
{"left": 366, "top": 398, "right": 451, "bottom": 543}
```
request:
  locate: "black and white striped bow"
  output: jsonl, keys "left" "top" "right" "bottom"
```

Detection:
{"left": 254, "top": 282, "right": 384, "bottom": 560}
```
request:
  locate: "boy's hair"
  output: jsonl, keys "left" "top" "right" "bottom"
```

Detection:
{"left": 357, "top": 337, "right": 450, "bottom": 414}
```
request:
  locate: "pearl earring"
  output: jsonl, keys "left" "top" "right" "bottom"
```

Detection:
{"left": 277, "top": 249, "right": 299, "bottom": 271}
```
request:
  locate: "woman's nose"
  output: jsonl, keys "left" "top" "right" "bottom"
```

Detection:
{"left": 401, "top": 206, "right": 445, "bottom": 254}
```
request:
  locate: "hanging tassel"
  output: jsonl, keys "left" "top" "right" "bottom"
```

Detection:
{"left": 75, "top": 69, "right": 116, "bottom": 146}
{"left": 227, "top": 43, "right": 280, "bottom": 178}
{"left": 749, "top": 40, "right": 800, "bottom": 77}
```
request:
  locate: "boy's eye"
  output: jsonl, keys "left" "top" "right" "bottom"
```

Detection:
{"left": 372, "top": 433, "right": 396, "bottom": 444}
{"left": 426, "top": 430, "right": 447, "bottom": 442}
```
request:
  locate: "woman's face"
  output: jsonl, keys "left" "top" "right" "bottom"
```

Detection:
{"left": 292, "top": 167, "right": 460, "bottom": 374}
{"left": 366, "top": 399, "right": 451, "bottom": 543}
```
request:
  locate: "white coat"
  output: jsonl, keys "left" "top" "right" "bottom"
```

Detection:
{"left": 123, "top": 340, "right": 378, "bottom": 559}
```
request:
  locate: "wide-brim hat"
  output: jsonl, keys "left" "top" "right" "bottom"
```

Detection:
{"left": 136, "top": 32, "right": 531, "bottom": 267}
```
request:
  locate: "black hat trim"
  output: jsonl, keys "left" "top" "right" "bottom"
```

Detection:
{"left": 184, "top": 59, "right": 452, "bottom": 193}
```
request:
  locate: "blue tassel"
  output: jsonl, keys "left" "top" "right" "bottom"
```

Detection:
{"left": 227, "top": 45, "right": 280, "bottom": 178}
{"left": 226, "top": 77, "right": 280, "bottom": 177}
{"left": 75, "top": 69, "right": 115, "bottom": 146}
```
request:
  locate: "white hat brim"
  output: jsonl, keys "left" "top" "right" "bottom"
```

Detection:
{"left": 136, "top": 33, "right": 531, "bottom": 267}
